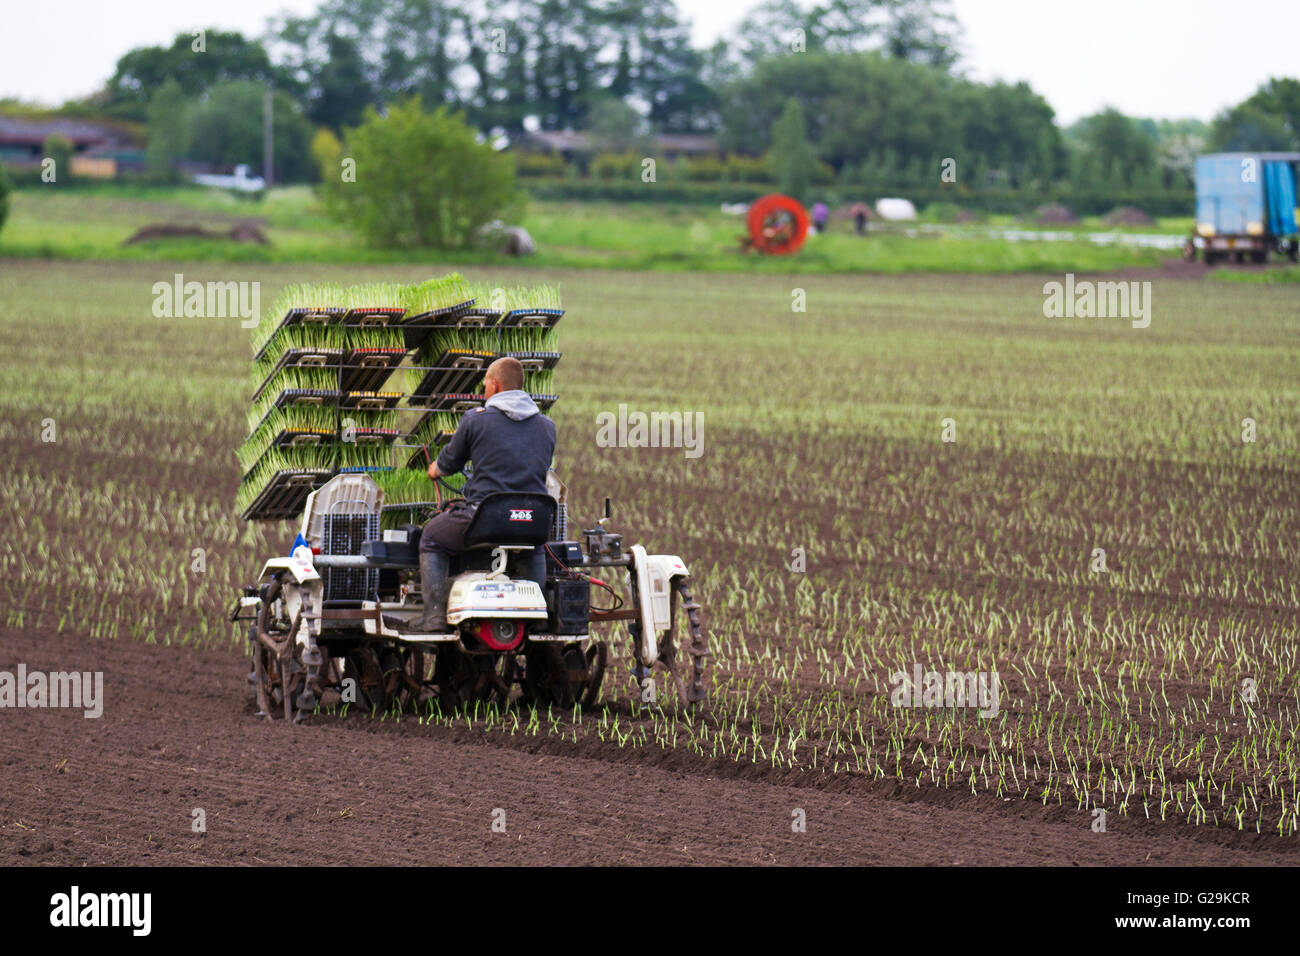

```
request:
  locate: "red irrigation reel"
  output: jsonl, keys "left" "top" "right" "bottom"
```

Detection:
{"left": 743, "top": 194, "right": 810, "bottom": 255}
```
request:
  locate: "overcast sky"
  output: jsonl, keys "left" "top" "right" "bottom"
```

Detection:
{"left": 1, "top": 0, "right": 1296, "bottom": 125}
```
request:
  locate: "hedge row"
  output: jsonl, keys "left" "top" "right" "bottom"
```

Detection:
{"left": 523, "top": 177, "right": 1195, "bottom": 217}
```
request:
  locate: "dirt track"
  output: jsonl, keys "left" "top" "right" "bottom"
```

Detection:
{"left": 3, "top": 627, "right": 1294, "bottom": 866}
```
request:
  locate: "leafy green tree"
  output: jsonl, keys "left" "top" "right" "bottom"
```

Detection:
{"left": 311, "top": 128, "right": 343, "bottom": 185}
{"left": 627, "top": 0, "right": 716, "bottom": 132}
{"left": 270, "top": 0, "right": 713, "bottom": 134}
{"left": 736, "top": 0, "right": 960, "bottom": 67}
{"left": 145, "top": 79, "right": 189, "bottom": 183}
{"left": 584, "top": 96, "right": 651, "bottom": 153}
{"left": 1140, "top": 118, "right": 1207, "bottom": 185}
{"left": 954, "top": 80, "right": 1064, "bottom": 187}
{"left": 272, "top": 0, "right": 451, "bottom": 130}
{"left": 320, "top": 99, "right": 519, "bottom": 249}
{"left": 722, "top": 50, "right": 1068, "bottom": 191}
{"left": 312, "top": 31, "right": 377, "bottom": 131}
{"left": 1211, "top": 79, "right": 1300, "bottom": 151}
{"left": 184, "top": 81, "right": 315, "bottom": 182}
{"left": 767, "top": 98, "right": 818, "bottom": 198}
{"left": 1070, "top": 109, "right": 1157, "bottom": 188}
{"left": 737, "top": 0, "right": 837, "bottom": 59}
{"left": 106, "top": 30, "right": 287, "bottom": 119}
{"left": 878, "top": 0, "right": 961, "bottom": 68}
{"left": 723, "top": 53, "right": 958, "bottom": 171}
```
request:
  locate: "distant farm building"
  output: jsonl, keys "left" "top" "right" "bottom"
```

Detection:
{"left": 0, "top": 115, "right": 142, "bottom": 176}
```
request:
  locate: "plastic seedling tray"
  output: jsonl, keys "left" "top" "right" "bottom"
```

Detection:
{"left": 251, "top": 348, "right": 345, "bottom": 403}
{"left": 339, "top": 348, "right": 408, "bottom": 393}
{"left": 274, "top": 428, "right": 333, "bottom": 447}
{"left": 238, "top": 433, "right": 334, "bottom": 481}
{"left": 343, "top": 427, "right": 401, "bottom": 444}
{"left": 253, "top": 308, "right": 346, "bottom": 363}
{"left": 405, "top": 392, "right": 555, "bottom": 432}
{"left": 341, "top": 390, "right": 403, "bottom": 411}
{"left": 408, "top": 349, "right": 495, "bottom": 397}
{"left": 246, "top": 389, "right": 341, "bottom": 436}
{"left": 240, "top": 469, "right": 333, "bottom": 522}
{"left": 407, "top": 392, "right": 485, "bottom": 412}
{"left": 343, "top": 307, "right": 406, "bottom": 326}
{"left": 454, "top": 308, "right": 504, "bottom": 324}
{"left": 380, "top": 501, "right": 441, "bottom": 514}
{"left": 400, "top": 298, "right": 477, "bottom": 350}
{"left": 501, "top": 308, "right": 564, "bottom": 328}
{"left": 498, "top": 350, "right": 562, "bottom": 371}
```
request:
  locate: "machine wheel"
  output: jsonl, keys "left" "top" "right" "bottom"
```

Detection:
{"left": 397, "top": 646, "right": 432, "bottom": 711}
{"left": 342, "top": 645, "right": 392, "bottom": 713}
{"left": 1288, "top": 240, "right": 1299, "bottom": 263}
{"left": 252, "top": 576, "right": 304, "bottom": 721}
{"left": 523, "top": 640, "right": 607, "bottom": 709}
{"left": 1181, "top": 238, "right": 1197, "bottom": 261}
{"left": 433, "top": 644, "right": 514, "bottom": 712}
{"left": 652, "top": 578, "right": 708, "bottom": 707}
{"left": 524, "top": 642, "right": 574, "bottom": 708}
{"left": 581, "top": 641, "right": 608, "bottom": 708}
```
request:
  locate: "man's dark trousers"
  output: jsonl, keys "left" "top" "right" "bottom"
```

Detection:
{"left": 419, "top": 500, "right": 477, "bottom": 556}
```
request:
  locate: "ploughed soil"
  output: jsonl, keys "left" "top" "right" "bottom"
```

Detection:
{"left": 2, "top": 626, "right": 1293, "bottom": 867}
{"left": 1084, "top": 257, "right": 1285, "bottom": 280}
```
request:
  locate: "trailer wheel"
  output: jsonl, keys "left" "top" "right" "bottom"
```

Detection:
{"left": 1181, "top": 238, "right": 1197, "bottom": 261}
{"left": 1250, "top": 249, "right": 1268, "bottom": 264}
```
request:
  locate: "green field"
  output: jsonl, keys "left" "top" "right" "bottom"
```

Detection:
{"left": 2, "top": 256, "right": 1298, "bottom": 832}
{"left": 1, "top": 184, "right": 1189, "bottom": 274}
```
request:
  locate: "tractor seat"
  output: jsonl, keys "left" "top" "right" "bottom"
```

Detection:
{"left": 462, "top": 492, "right": 556, "bottom": 549}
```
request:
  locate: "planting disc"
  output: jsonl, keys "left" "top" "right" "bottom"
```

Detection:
{"left": 746, "top": 194, "right": 810, "bottom": 255}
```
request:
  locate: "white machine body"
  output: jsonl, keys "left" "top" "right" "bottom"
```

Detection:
{"left": 256, "top": 544, "right": 323, "bottom": 648}
{"left": 629, "top": 545, "right": 689, "bottom": 665}
{"left": 448, "top": 572, "right": 548, "bottom": 625}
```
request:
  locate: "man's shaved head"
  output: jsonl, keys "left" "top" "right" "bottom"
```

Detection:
{"left": 485, "top": 356, "right": 524, "bottom": 392}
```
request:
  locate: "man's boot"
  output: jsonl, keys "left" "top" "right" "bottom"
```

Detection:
{"left": 387, "top": 551, "right": 451, "bottom": 634}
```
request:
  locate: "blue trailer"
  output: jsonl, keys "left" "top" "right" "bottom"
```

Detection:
{"left": 1188, "top": 152, "right": 1299, "bottom": 264}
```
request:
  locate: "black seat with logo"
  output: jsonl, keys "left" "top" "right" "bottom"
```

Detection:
{"left": 462, "top": 492, "right": 556, "bottom": 548}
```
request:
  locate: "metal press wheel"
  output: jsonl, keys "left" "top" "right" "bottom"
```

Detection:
{"left": 433, "top": 644, "right": 514, "bottom": 712}
{"left": 252, "top": 576, "right": 304, "bottom": 721}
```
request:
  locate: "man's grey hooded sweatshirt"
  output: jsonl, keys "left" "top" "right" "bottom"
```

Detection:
{"left": 435, "top": 389, "right": 556, "bottom": 505}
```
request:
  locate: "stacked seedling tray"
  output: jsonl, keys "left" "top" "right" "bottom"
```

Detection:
{"left": 237, "top": 283, "right": 409, "bottom": 521}
{"left": 381, "top": 281, "right": 565, "bottom": 529}
{"left": 236, "top": 276, "right": 564, "bottom": 530}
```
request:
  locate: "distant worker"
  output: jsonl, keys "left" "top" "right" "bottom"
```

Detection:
{"left": 850, "top": 202, "right": 871, "bottom": 236}
{"left": 811, "top": 201, "right": 829, "bottom": 234}
{"left": 394, "top": 356, "right": 556, "bottom": 634}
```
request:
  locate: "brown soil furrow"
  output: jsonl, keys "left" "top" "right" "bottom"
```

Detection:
{"left": 2, "top": 627, "right": 1293, "bottom": 865}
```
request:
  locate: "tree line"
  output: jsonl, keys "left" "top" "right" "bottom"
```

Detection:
{"left": 15, "top": 0, "right": 1300, "bottom": 195}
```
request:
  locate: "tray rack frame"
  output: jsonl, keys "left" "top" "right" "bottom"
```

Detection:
{"left": 239, "top": 302, "right": 566, "bottom": 523}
